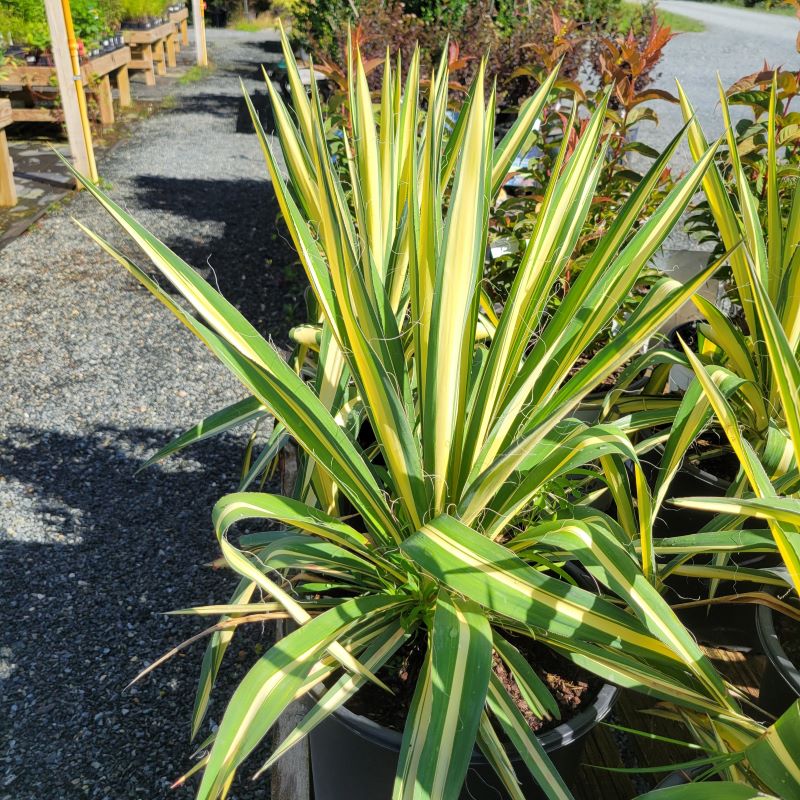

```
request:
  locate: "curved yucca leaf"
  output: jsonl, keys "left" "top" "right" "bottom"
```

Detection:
{"left": 634, "top": 781, "right": 777, "bottom": 799}
{"left": 741, "top": 254, "right": 800, "bottom": 470}
{"left": 402, "top": 515, "right": 684, "bottom": 665}
{"left": 482, "top": 422, "right": 640, "bottom": 539}
{"left": 69, "top": 170, "right": 400, "bottom": 548}
{"left": 256, "top": 535, "right": 385, "bottom": 585}
{"left": 672, "top": 496, "right": 800, "bottom": 528}
{"left": 743, "top": 701, "right": 800, "bottom": 800}
{"left": 212, "top": 492, "right": 405, "bottom": 579}
{"left": 197, "top": 593, "right": 404, "bottom": 799}
{"left": 778, "top": 178, "right": 800, "bottom": 350}
{"left": 692, "top": 294, "right": 767, "bottom": 432}
{"left": 526, "top": 510, "right": 733, "bottom": 709}
{"left": 493, "top": 631, "right": 559, "bottom": 720}
{"left": 668, "top": 563, "right": 789, "bottom": 587}
{"left": 548, "top": 635, "right": 744, "bottom": 720}
{"left": 476, "top": 711, "right": 528, "bottom": 800}
{"left": 680, "top": 344, "right": 800, "bottom": 592}
{"left": 255, "top": 622, "right": 409, "bottom": 777}
{"left": 192, "top": 578, "right": 257, "bottom": 740}
{"left": 485, "top": 673, "right": 574, "bottom": 800}
{"left": 490, "top": 66, "right": 559, "bottom": 197}
{"left": 677, "top": 82, "right": 758, "bottom": 342}
{"left": 393, "top": 591, "right": 492, "bottom": 800}
{"left": 652, "top": 530, "right": 778, "bottom": 555}
{"left": 139, "top": 396, "right": 265, "bottom": 471}
{"left": 239, "top": 424, "right": 288, "bottom": 490}
{"left": 651, "top": 366, "right": 745, "bottom": 524}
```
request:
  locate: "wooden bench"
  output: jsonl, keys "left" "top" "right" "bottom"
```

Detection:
{"left": 0, "top": 46, "right": 132, "bottom": 127}
{"left": 169, "top": 7, "right": 190, "bottom": 53}
{"left": 0, "top": 100, "right": 17, "bottom": 207}
{"left": 123, "top": 21, "right": 178, "bottom": 85}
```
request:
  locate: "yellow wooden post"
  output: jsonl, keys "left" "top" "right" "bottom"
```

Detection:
{"left": 43, "top": 0, "right": 98, "bottom": 182}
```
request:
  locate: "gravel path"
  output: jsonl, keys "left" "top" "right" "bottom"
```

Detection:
{"left": 0, "top": 28, "right": 304, "bottom": 800}
{"left": 642, "top": 1, "right": 800, "bottom": 164}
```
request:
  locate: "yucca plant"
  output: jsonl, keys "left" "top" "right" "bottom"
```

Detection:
{"left": 632, "top": 701, "right": 800, "bottom": 799}
{"left": 630, "top": 356, "right": 800, "bottom": 800}
{"left": 676, "top": 76, "right": 800, "bottom": 483}
{"left": 65, "top": 32, "right": 796, "bottom": 800}
{"left": 648, "top": 77, "right": 800, "bottom": 594}
{"left": 592, "top": 76, "right": 800, "bottom": 603}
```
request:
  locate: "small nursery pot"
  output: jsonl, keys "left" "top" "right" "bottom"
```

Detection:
{"left": 646, "top": 445, "right": 774, "bottom": 649}
{"left": 663, "top": 574, "right": 762, "bottom": 651}
{"left": 654, "top": 768, "right": 718, "bottom": 788}
{"left": 309, "top": 683, "right": 618, "bottom": 800}
{"left": 756, "top": 589, "right": 800, "bottom": 718}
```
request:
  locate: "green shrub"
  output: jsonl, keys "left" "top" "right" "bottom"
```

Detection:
{"left": 0, "top": 0, "right": 50, "bottom": 50}
{"left": 119, "top": 0, "right": 169, "bottom": 21}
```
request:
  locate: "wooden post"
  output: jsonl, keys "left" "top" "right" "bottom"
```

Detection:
{"left": 0, "top": 100, "right": 17, "bottom": 207}
{"left": 165, "top": 31, "right": 177, "bottom": 69}
{"left": 43, "top": 0, "right": 96, "bottom": 180}
{"left": 191, "top": 0, "right": 208, "bottom": 67}
{"left": 96, "top": 74, "right": 115, "bottom": 125}
{"left": 153, "top": 39, "right": 167, "bottom": 76}
{"left": 116, "top": 64, "right": 132, "bottom": 107}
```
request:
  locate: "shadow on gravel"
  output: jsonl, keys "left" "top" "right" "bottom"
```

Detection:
{"left": 131, "top": 174, "right": 305, "bottom": 342}
{"left": 245, "top": 37, "right": 283, "bottom": 57}
{"left": 164, "top": 92, "right": 244, "bottom": 119}
{"left": 0, "top": 426, "right": 273, "bottom": 800}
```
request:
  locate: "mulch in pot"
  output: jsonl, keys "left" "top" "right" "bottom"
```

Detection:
{"left": 345, "top": 633, "right": 600, "bottom": 735}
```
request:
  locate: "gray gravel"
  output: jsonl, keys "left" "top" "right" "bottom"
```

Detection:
{"left": 0, "top": 27, "right": 305, "bottom": 800}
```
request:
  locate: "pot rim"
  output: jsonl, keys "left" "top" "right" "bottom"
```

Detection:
{"left": 651, "top": 440, "right": 731, "bottom": 492}
{"left": 756, "top": 584, "right": 800, "bottom": 697}
{"left": 316, "top": 680, "right": 619, "bottom": 761}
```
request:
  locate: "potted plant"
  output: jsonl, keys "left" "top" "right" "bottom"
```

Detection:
{"left": 633, "top": 700, "right": 800, "bottom": 799}
{"left": 592, "top": 75, "right": 800, "bottom": 649}
{"left": 64, "top": 33, "right": 795, "bottom": 800}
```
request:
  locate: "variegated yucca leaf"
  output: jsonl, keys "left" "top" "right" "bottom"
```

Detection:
{"left": 632, "top": 701, "right": 800, "bottom": 800}
{"left": 69, "top": 28, "right": 772, "bottom": 800}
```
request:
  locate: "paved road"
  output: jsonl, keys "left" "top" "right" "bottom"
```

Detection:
{"left": 641, "top": 1, "right": 800, "bottom": 166}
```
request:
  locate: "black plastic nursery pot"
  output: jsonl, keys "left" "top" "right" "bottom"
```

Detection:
{"left": 756, "top": 590, "right": 800, "bottom": 718}
{"left": 655, "top": 770, "right": 692, "bottom": 788}
{"left": 647, "top": 442, "right": 772, "bottom": 650}
{"left": 654, "top": 769, "right": 718, "bottom": 789}
{"left": 308, "top": 683, "right": 618, "bottom": 800}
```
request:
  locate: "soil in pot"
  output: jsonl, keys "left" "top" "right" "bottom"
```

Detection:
{"left": 757, "top": 598, "right": 800, "bottom": 718}
{"left": 310, "top": 634, "right": 612, "bottom": 800}
{"left": 346, "top": 634, "right": 600, "bottom": 737}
